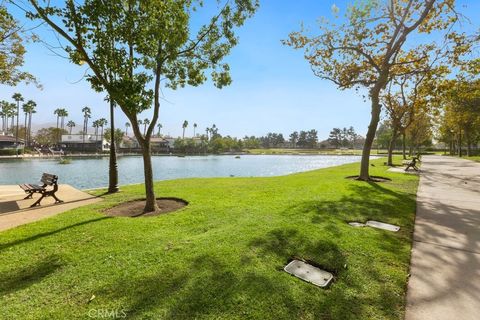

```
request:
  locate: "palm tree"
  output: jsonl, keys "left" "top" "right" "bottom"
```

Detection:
{"left": 182, "top": 120, "right": 188, "bottom": 139}
{"left": 92, "top": 120, "right": 100, "bottom": 140}
{"left": 26, "top": 101, "right": 36, "bottom": 146}
{"left": 66, "top": 120, "right": 76, "bottom": 134}
{"left": 157, "top": 123, "right": 162, "bottom": 137}
{"left": 53, "top": 108, "right": 62, "bottom": 131}
{"left": 12, "top": 93, "right": 23, "bottom": 145}
{"left": 193, "top": 123, "right": 197, "bottom": 137}
{"left": 82, "top": 106, "right": 91, "bottom": 152}
{"left": 8, "top": 103, "right": 16, "bottom": 133}
{"left": 125, "top": 122, "right": 131, "bottom": 136}
{"left": 59, "top": 108, "right": 68, "bottom": 130}
{"left": 0, "top": 101, "right": 7, "bottom": 132}
{"left": 0, "top": 100, "right": 11, "bottom": 132}
{"left": 137, "top": 119, "right": 143, "bottom": 135}
{"left": 205, "top": 127, "right": 210, "bottom": 141}
{"left": 211, "top": 124, "right": 217, "bottom": 138}
{"left": 98, "top": 118, "right": 107, "bottom": 143}
{"left": 22, "top": 100, "right": 36, "bottom": 146}
{"left": 143, "top": 118, "right": 150, "bottom": 136}
{"left": 82, "top": 106, "right": 91, "bottom": 134}
{"left": 1, "top": 102, "right": 16, "bottom": 133}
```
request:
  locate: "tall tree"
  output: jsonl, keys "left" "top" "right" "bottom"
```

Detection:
{"left": 24, "top": 0, "right": 258, "bottom": 212}
{"left": 12, "top": 93, "right": 23, "bottom": 146}
{"left": 22, "top": 100, "right": 36, "bottom": 146}
{"left": 66, "top": 120, "right": 75, "bottom": 134}
{"left": 193, "top": 123, "right": 197, "bottom": 137}
{"left": 289, "top": 131, "right": 299, "bottom": 148}
{"left": 157, "top": 123, "right": 162, "bottom": 137}
{"left": 0, "top": 6, "right": 35, "bottom": 85}
{"left": 125, "top": 122, "right": 130, "bottom": 137}
{"left": 59, "top": 108, "right": 68, "bottom": 130}
{"left": 92, "top": 119, "right": 100, "bottom": 140}
{"left": 53, "top": 107, "right": 61, "bottom": 137}
{"left": 81, "top": 106, "right": 91, "bottom": 152}
{"left": 284, "top": 0, "right": 459, "bottom": 180}
{"left": 328, "top": 128, "right": 342, "bottom": 148}
{"left": 143, "top": 119, "right": 150, "bottom": 136}
{"left": 98, "top": 118, "right": 107, "bottom": 143}
{"left": 182, "top": 120, "right": 188, "bottom": 139}
{"left": 106, "top": 98, "right": 119, "bottom": 193}
{"left": 0, "top": 100, "right": 7, "bottom": 131}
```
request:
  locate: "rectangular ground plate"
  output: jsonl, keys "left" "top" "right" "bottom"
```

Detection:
{"left": 348, "top": 222, "right": 366, "bottom": 227}
{"left": 284, "top": 260, "right": 333, "bottom": 287}
{"left": 366, "top": 220, "right": 400, "bottom": 232}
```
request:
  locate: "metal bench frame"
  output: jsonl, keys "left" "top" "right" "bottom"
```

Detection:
{"left": 405, "top": 157, "right": 420, "bottom": 172}
{"left": 19, "top": 173, "right": 64, "bottom": 207}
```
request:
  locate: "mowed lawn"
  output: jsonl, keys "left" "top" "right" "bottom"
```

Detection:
{"left": 0, "top": 158, "right": 418, "bottom": 319}
{"left": 464, "top": 155, "right": 480, "bottom": 163}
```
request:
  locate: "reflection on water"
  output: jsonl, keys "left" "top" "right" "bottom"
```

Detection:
{"left": 0, "top": 155, "right": 373, "bottom": 189}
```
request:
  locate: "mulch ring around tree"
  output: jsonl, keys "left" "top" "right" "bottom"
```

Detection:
{"left": 105, "top": 197, "right": 188, "bottom": 217}
{"left": 345, "top": 175, "right": 392, "bottom": 182}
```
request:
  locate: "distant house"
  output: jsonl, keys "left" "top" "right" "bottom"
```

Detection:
{"left": 119, "top": 136, "right": 140, "bottom": 150}
{"left": 150, "top": 137, "right": 170, "bottom": 152}
{"left": 119, "top": 135, "right": 171, "bottom": 153}
{"left": 61, "top": 134, "right": 108, "bottom": 152}
{"left": 0, "top": 133, "right": 24, "bottom": 149}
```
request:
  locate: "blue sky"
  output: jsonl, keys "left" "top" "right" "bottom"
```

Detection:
{"left": 1, "top": 1, "right": 479, "bottom": 140}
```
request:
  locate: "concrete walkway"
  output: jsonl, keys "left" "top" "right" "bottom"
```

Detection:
{"left": 0, "top": 184, "right": 102, "bottom": 232}
{"left": 406, "top": 156, "right": 480, "bottom": 320}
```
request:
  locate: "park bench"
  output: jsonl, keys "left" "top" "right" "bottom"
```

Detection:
{"left": 48, "top": 147, "right": 64, "bottom": 156}
{"left": 19, "top": 173, "right": 64, "bottom": 207}
{"left": 405, "top": 157, "right": 420, "bottom": 172}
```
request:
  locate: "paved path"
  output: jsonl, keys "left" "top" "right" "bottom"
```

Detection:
{"left": 406, "top": 156, "right": 480, "bottom": 320}
{"left": 0, "top": 184, "right": 102, "bottom": 232}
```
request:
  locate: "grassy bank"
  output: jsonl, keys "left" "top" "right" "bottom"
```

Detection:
{"left": 0, "top": 158, "right": 418, "bottom": 319}
{"left": 464, "top": 156, "right": 480, "bottom": 163}
{"left": 246, "top": 148, "right": 368, "bottom": 155}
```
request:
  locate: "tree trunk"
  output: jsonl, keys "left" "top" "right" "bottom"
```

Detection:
{"left": 28, "top": 113, "right": 32, "bottom": 147}
{"left": 24, "top": 113, "right": 28, "bottom": 146}
{"left": 359, "top": 90, "right": 382, "bottom": 180}
{"left": 108, "top": 100, "right": 119, "bottom": 193}
{"left": 465, "top": 129, "right": 471, "bottom": 157}
{"left": 387, "top": 127, "right": 398, "bottom": 166}
{"left": 458, "top": 129, "right": 462, "bottom": 157}
{"left": 140, "top": 139, "right": 159, "bottom": 213}
{"left": 402, "top": 132, "right": 407, "bottom": 159}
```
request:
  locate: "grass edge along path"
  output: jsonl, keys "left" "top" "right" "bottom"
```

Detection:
{"left": 0, "top": 157, "right": 418, "bottom": 320}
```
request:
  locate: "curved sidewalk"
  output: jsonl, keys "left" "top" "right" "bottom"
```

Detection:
{"left": 406, "top": 156, "right": 480, "bottom": 320}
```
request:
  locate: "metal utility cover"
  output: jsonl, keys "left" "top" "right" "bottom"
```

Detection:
{"left": 366, "top": 220, "right": 400, "bottom": 232}
{"left": 348, "top": 222, "right": 365, "bottom": 227}
{"left": 284, "top": 260, "right": 333, "bottom": 287}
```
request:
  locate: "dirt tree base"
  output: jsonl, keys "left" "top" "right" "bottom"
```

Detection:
{"left": 345, "top": 175, "right": 392, "bottom": 182}
{"left": 105, "top": 197, "right": 188, "bottom": 217}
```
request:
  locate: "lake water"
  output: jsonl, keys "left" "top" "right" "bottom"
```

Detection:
{"left": 0, "top": 155, "right": 371, "bottom": 189}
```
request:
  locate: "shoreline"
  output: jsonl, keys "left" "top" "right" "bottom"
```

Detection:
{"left": 0, "top": 151, "right": 385, "bottom": 159}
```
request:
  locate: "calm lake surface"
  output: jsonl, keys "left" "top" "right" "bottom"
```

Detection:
{"left": 0, "top": 155, "right": 372, "bottom": 189}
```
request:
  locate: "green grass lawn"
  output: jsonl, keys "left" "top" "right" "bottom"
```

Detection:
{"left": 0, "top": 158, "right": 418, "bottom": 319}
{"left": 464, "top": 155, "right": 480, "bottom": 163}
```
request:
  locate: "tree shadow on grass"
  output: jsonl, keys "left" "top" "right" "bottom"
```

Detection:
{"left": 89, "top": 226, "right": 405, "bottom": 319}
{"left": 0, "top": 216, "right": 110, "bottom": 252}
{"left": 93, "top": 254, "right": 299, "bottom": 319}
{"left": 0, "top": 254, "right": 63, "bottom": 296}
{"left": 249, "top": 228, "right": 347, "bottom": 273}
